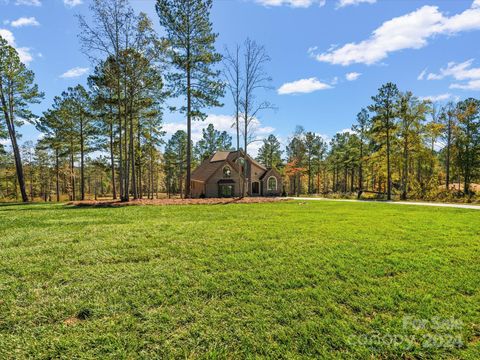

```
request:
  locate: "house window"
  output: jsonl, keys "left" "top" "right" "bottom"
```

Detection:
{"left": 267, "top": 176, "right": 277, "bottom": 191}
{"left": 223, "top": 165, "right": 231, "bottom": 178}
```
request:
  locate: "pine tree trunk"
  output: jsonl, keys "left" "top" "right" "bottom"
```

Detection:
{"left": 185, "top": 39, "right": 192, "bottom": 199}
{"left": 10, "top": 135, "right": 28, "bottom": 202}
{"left": 70, "top": 146, "right": 75, "bottom": 201}
{"left": 80, "top": 118, "right": 85, "bottom": 201}
{"left": 137, "top": 124, "right": 142, "bottom": 199}
{"left": 129, "top": 108, "right": 137, "bottom": 199}
{"left": 123, "top": 95, "right": 130, "bottom": 201}
{"left": 0, "top": 96, "right": 28, "bottom": 202}
{"left": 386, "top": 122, "right": 392, "bottom": 200}
{"left": 350, "top": 169, "right": 354, "bottom": 192}
{"left": 109, "top": 122, "right": 117, "bottom": 200}
{"left": 358, "top": 142, "right": 363, "bottom": 194}
{"left": 445, "top": 118, "right": 452, "bottom": 190}
{"left": 117, "top": 71, "right": 125, "bottom": 201}
{"left": 401, "top": 136, "right": 408, "bottom": 200}
{"left": 55, "top": 148, "right": 60, "bottom": 202}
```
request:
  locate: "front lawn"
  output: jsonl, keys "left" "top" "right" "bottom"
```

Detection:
{"left": 0, "top": 201, "right": 479, "bottom": 358}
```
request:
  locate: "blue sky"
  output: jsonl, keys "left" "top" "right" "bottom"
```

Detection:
{"left": 2, "top": 0, "right": 480, "bottom": 154}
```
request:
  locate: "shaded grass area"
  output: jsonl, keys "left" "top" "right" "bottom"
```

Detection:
{"left": 0, "top": 201, "right": 479, "bottom": 359}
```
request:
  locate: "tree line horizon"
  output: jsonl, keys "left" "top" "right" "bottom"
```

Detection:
{"left": 1, "top": 0, "right": 479, "bottom": 202}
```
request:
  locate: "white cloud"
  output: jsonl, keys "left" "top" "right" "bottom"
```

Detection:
{"left": 451, "top": 80, "right": 480, "bottom": 90}
{"left": 345, "top": 72, "right": 361, "bottom": 81}
{"left": 337, "top": 0, "right": 376, "bottom": 8}
{"left": 427, "top": 59, "right": 480, "bottom": 81}
{"left": 0, "top": 28, "right": 15, "bottom": 44}
{"left": 307, "top": 46, "right": 318, "bottom": 58}
{"left": 0, "top": 28, "right": 33, "bottom": 64}
{"left": 60, "top": 67, "right": 89, "bottom": 78}
{"left": 16, "top": 47, "right": 33, "bottom": 64}
{"left": 164, "top": 114, "right": 275, "bottom": 156}
{"left": 419, "top": 93, "right": 452, "bottom": 102}
{"left": 427, "top": 59, "right": 480, "bottom": 90}
{"left": 417, "top": 68, "right": 427, "bottom": 80}
{"left": 314, "top": 1, "right": 480, "bottom": 66}
{"left": 11, "top": 17, "right": 40, "bottom": 27}
{"left": 278, "top": 77, "right": 332, "bottom": 95}
{"left": 255, "top": 0, "right": 325, "bottom": 8}
{"left": 15, "top": 0, "right": 41, "bottom": 6}
{"left": 64, "top": 0, "right": 83, "bottom": 7}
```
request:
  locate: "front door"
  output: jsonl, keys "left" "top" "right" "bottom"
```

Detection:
{"left": 252, "top": 182, "right": 260, "bottom": 195}
{"left": 218, "top": 184, "right": 234, "bottom": 198}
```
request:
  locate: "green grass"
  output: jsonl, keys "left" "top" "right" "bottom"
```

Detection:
{"left": 0, "top": 201, "right": 479, "bottom": 359}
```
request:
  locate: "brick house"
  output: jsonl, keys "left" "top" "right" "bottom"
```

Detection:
{"left": 190, "top": 150, "right": 283, "bottom": 198}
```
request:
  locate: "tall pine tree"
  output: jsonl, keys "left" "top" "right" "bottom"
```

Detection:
{"left": 257, "top": 134, "right": 283, "bottom": 169}
{"left": 0, "top": 36, "right": 43, "bottom": 202}
{"left": 368, "top": 83, "right": 399, "bottom": 200}
{"left": 156, "top": 0, "right": 224, "bottom": 198}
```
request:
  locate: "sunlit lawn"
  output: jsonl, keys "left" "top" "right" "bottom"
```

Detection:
{"left": 0, "top": 201, "right": 479, "bottom": 359}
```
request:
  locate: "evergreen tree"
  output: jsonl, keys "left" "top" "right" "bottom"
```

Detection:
{"left": 397, "top": 92, "right": 429, "bottom": 200}
{"left": 0, "top": 36, "right": 44, "bottom": 202}
{"left": 195, "top": 123, "right": 232, "bottom": 161}
{"left": 88, "top": 58, "right": 119, "bottom": 200}
{"left": 164, "top": 130, "right": 189, "bottom": 197}
{"left": 286, "top": 127, "right": 306, "bottom": 196}
{"left": 304, "top": 132, "right": 324, "bottom": 194}
{"left": 439, "top": 102, "right": 457, "bottom": 189}
{"left": 455, "top": 98, "right": 480, "bottom": 196}
{"left": 66, "top": 85, "right": 96, "bottom": 201}
{"left": 352, "top": 108, "right": 370, "bottom": 195}
{"left": 257, "top": 134, "right": 283, "bottom": 169}
{"left": 156, "top": 0, "right": 224, "bottom": 198}
{"left": 36, "top": 107, "right": 67, "bottom": 202}
{"left": 368, "top": 82, "right": 399, "bottom": 200}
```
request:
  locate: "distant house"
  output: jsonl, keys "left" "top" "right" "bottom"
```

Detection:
{"left": 191, "top": 150, "right": 282, "bottom": 198}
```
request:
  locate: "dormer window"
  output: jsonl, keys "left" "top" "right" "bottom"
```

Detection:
{"left": 223, "top": 165, "right": 232, "bottom": 178}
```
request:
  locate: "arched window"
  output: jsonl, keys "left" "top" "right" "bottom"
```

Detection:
{"left": 267, "top": 176, "right": 277, "bottom": 191}
{"left": 223, "top": 165, "right": 231, "bottom": 178}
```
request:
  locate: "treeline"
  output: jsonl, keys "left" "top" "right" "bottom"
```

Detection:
{"left": 2, "top": 81, "right": 479, "bottom": 202}
{"left": 276, "top": 83, "right": 480, "bottom": 201}
{"left": 1, "top": 1, "right": 479, "bottom": 203}
{"left": 0, "top": 124, "right": 232, "bottom": 201}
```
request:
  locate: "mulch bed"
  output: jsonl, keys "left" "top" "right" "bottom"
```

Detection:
{"left": 68, "top": 197, "right": 287, "bottom": 207}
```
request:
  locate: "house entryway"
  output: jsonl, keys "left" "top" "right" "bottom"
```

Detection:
{"left": 252, "top": 181, "right": 260, "bottom": 195}
{"left": 218, "top": 185, "right": 234, "bottom": 197}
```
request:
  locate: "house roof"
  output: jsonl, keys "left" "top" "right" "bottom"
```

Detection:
{"left": 191, "top": 150, "right": 268, "bottom": 182}
{"left": 191, "top": 155, "right": 225, "bottom": 182}
{"left": 210, "top": 151, "right": 230, "bottom": 162}
{"left": 260, "top": 168, "right": 280, "bottom": 180}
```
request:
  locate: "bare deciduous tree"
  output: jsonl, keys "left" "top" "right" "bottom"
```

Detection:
{"left": 240, "top": 38, "right": 274, "bottom": 196}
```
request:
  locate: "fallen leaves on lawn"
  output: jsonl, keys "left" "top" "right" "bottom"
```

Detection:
{"left": 68, "top": 197, "right": 287, "bottom": 207}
